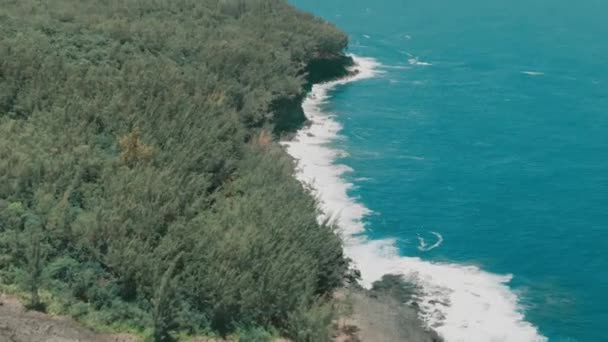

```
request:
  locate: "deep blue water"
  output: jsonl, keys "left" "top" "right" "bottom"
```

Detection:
{"left": 292, "top": 1, "right": 607, "bottom": 341}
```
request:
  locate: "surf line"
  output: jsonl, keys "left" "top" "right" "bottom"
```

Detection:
{"left": 281, "top": 54, "right": 547, "bottom": 342}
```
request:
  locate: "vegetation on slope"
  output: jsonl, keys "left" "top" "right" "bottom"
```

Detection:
{"left": 0, "top": 0, "right": 352, "bottom": 340}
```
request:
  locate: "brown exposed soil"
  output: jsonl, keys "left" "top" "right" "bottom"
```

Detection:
{"left": 0, "top": 294, "right": 141, "bottom": 342}
{"left": 332, "top": 289, "right": 442, "bottom": 342}
{"left": 1, "top": 290, "right": 439, "bottom": 342}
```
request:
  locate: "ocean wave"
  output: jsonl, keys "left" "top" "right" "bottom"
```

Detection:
{"left": 399, "top": 155, "right": 426, "bottom": 161}
{"left": 521, "top": 71, "right": 545, "bottom": 76}
{"left": 409, "top": 56, "right": 433, "bottom": 66}
{"left": 382, "top": 65, "right": 412, "bottom": 70}
{"left": 418, "top": 231, "right": 443, "bottom": 251}
{"left": 281, "top": 54, "right": 547, "bottom": 342}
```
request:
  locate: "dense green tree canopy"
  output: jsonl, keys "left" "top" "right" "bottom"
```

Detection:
{"left": 0, "top": 0, "right": 350, "bottom": 340}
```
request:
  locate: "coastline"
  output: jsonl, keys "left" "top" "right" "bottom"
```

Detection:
{"left": 282, "top": 55, "right": 439, "bottom": 341}
{"left": 282, "top": 55, "right": 548, "bottom": 342}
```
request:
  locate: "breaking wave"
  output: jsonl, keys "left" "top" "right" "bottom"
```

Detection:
{"left": 281, "top": 54, "right": 547, "bottom": 342}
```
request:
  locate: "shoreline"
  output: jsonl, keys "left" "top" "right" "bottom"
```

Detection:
{"left": 282, "top": 55, "right": 547, "bottom": 342}
{"left": 282, "top": 55, "right": 439, "bottom": 341}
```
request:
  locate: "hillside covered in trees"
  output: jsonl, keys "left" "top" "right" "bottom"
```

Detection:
{"left": 0, "top": 0, "right": 354, "bottom": 340}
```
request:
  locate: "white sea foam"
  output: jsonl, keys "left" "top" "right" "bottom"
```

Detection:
{"left": 281, "top": 54, "right": 547, "bottom": 342}
{"left": 382, "top": 65, "right": 412, "bottom": 70}
{"left": 409, "top": 56, "right": 433, "bottom": 66}
{"left": 399, "top": 155, "right": 426, "bottom": 161}
{"left": 521, "top": 71, "right": 544, "bottom": 76}
{"left": 418, "top": 231, "right": 444, "bottom": 252}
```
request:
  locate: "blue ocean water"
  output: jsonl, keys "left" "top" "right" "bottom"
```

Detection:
{"left": 291, "top": 1, "right": 608, "bottom": 341}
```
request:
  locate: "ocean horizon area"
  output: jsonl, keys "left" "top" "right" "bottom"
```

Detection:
{"left": 289, "top": 1, "right": 608, "bottom": 341}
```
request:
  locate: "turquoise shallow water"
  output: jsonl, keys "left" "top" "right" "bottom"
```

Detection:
{"left": 292, "top": 1, "right": 607, "bottom": 341}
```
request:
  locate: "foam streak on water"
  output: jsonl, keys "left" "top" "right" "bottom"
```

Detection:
{"left": 282, "top": 55, "right": 547, "bottom": 342}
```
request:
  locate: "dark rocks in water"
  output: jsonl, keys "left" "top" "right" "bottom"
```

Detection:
{"left": 272, "top": 54, "right": 353, "bottom": 136}
{"left": 428, "top": 299, "right": 450, "bottom": 307}
{"left": 371, "top": 273, "right": 421, "bottom": 304}
{"left": 306, "top": 54, "right": 354, "bottom": 86}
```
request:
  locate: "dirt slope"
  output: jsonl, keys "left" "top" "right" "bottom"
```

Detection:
{"left": 0, "top": 294, "right": 140, "bottom": 342}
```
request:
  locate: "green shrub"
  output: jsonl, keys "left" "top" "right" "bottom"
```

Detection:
{"left": 285, "top": 300, "right": 334, "bottom": 342}
{"left": 238, "top": 326, "right": 275, "bottom": 342}
{"left": 0, "top": 0, "right": 350, "bottom": 338}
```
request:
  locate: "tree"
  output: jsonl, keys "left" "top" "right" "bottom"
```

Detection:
{"left": 0, "top": 0, "right": 351, "bottom": 336}
{"left": 118, "top": 128, "right": 154, "bottom": 167}
{"left": 23, "top": 215, "right": 47, "bottom": 311}
{"left": 153, "top": 252, "right": 183, "bottom": 342}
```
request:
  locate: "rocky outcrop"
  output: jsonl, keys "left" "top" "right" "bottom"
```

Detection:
{"left": 272, "top": 54, "right": 354, "bottom": 135}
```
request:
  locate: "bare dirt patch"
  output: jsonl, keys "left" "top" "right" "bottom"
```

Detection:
{"left": 332, "top": 289, "right": 442, "bottom": 342}
{"left": 0, "top": 294, "right": 141, "bottom": 342}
